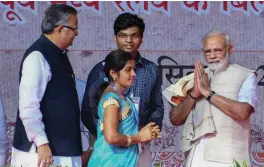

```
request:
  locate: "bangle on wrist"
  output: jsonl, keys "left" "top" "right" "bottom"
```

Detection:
{"left": 126, "top": 135, "right": 132, "bottom": 147}
{"left": 206, "top": 91, "right": 215, "bottom": 101}
{"left": 88, "top": 147, "right": 94, "bottom": 151}
{"left": 189, "top": 93, "right": 198, "bottom": 100}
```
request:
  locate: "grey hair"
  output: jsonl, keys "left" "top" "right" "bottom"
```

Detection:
{"left": 202, "top": 30, "right": 231, "bottom": 46}
{"left": 41, "top": 4, "right": 77, "bottom": 34}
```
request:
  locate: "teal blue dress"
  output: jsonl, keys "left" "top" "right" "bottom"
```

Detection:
{"left": 88, "top": 92, "right": 139, "bottom": 167}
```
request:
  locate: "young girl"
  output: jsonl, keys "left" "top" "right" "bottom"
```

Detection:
{"left": 88, "top": 50, "right": 160, "bottom": 167}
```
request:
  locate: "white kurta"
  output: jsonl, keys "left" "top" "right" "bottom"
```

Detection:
{"left": 11, "top": 51, "right": 81, "bottom": 167}
{"left": 185, "top": 73, "right": 258, "bottom": 167}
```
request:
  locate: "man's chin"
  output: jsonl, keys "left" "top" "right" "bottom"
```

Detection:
{"left": 120, "top": 47, "right": 134, "bottom": 52}
{"left": 208, "top": 64, "right": 220, "bottom": 72}
{"left": 70, "top": 39, "right": 75, "bottom": 46}
{"left": 208, "top": 67, "right": 217, "bottom": 72}
{"left": 208, "top": 62, "right": 229, "bottom": 72}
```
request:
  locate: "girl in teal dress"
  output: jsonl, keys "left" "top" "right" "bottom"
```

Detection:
{"left": 88, "top": 50, "right": 161, "bottom": 167}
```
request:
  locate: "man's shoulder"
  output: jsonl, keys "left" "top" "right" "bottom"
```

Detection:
{"left": 87, "top": 61, "right": 105, "bottom": 81}
{"left": 229, "top": 64, "right": 255, "bottom": 80}
{"left": 141, "top": 57, "right": 157, "bottom": 65}
{"left": 24, "top": 37, "right": 44, "bottom": 57}
{"left": 230, "top": 64, "right": 254, "bottom": 73}
{"left": 91, "top": 60, "right": 104, "bottom": 69}
{"left": 141, "top": 57, "right": 159, "bottom": 69}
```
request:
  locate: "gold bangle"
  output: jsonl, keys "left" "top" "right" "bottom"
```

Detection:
{"left": 126, "top": 135, "right": 132, "bottom": 147}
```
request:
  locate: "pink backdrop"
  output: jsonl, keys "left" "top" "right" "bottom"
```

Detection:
{"left": 1, "top": 1, "right": 264, "bottom": 166}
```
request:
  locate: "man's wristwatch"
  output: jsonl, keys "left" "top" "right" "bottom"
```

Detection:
{"left": 206, "top": 91, "right": 215, "bottom": 101}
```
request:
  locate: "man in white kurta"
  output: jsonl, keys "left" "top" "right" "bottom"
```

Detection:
{"left": 165, "top": 30, "right": 257, "bottom": 167}
{"left": 11, "top": 4, "right": 82, "bottom": 167}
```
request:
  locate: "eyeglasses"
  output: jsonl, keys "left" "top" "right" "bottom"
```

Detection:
{"left": 117, "top": 33, "right": 141, "bottom": 40}
{"left": 60, "top": 25, "right": 78, "bottom": 32}
{"left": 203, "top": 46, "right": 229, "bottom": 56}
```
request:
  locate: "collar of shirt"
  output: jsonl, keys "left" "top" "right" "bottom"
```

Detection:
{"left": 40, "top": 34, "right": 68, "bottom": 56}
{"left": 136, "top": 52, "right": 144, "bottom": 67}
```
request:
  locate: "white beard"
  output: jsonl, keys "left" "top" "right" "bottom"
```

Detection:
{"left": 208, "top": 55, "right": 230, "bottom": 72}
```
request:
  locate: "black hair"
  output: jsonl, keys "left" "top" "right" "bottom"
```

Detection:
{"left": 113, "top": 12, "right": 145, "bottom": 36}
{"left": 94, "top": 50, "right": 133, "bottom": 117}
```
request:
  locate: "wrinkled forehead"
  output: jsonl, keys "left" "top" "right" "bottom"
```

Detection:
{"left": 203, "top": 35, "right": 226, "bottom": 49}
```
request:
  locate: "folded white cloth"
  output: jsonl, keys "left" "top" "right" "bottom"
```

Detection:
{"left": 162, "top": 70, "right": 216, "bottom": 152}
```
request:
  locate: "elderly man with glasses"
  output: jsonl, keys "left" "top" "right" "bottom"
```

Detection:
{"left": 12, "top": 4, "right": 82, "bottom": 167}
{"left": 164, "top": 30, "right": 257, "bottom": 167}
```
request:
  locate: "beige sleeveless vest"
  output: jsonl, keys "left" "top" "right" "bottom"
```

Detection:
{"left": 196, "top": 64, "right": 253, "bottom": 164}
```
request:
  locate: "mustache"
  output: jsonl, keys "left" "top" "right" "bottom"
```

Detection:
{"left": 208, "top": 60, "right": 221, "bottom": 64}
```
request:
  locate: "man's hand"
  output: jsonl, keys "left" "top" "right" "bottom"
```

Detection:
{"left": 37, "top": 143, "right": 53, "bottom": 167}
{"left": 82, "top": 150, "right": 93, "bottom": 167}
{"left": 196, "top": 61, "right": 211, "bottom": 97}
{"left": 190, "top": 62, "right": 202, "bottom": 99}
